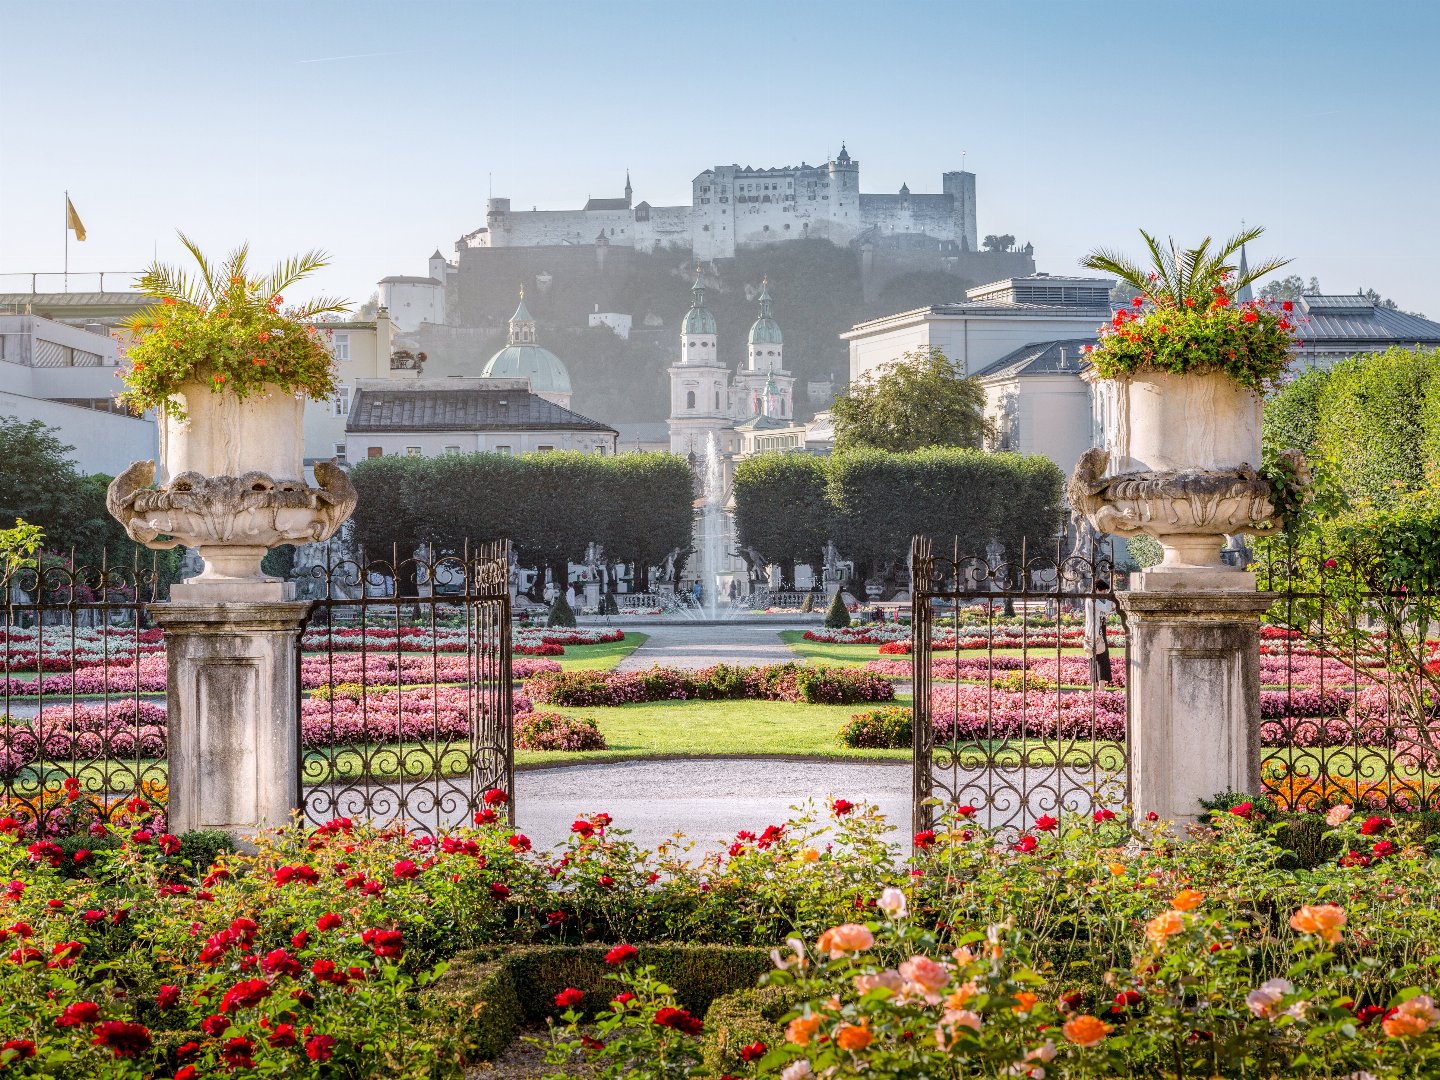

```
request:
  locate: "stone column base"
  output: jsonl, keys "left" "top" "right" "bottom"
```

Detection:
{"left": 1119, "top": 585, "right": 1275, "bottom": 826}
{"left": 150, "top": 598, "right": 312, "bottom": 836}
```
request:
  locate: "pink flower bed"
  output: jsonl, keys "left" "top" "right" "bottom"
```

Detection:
{"left": 928, "top": 685, "right": 1128, "bottom": 743}
{"left": 525, "top": 663, "right": 895, "bottom": 707}
{"left": 299, "top": 654, "right": 558, "bottom": 690}
{"left": 864, "top": 655, "right": 1125, "bottom": 687}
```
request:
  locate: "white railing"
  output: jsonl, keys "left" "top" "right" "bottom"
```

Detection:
{"left": 0, "top": 271, "right": 144, "bottom": 295}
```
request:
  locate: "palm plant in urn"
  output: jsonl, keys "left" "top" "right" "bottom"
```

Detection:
{"left": 106, "top": 235, "right": 357, "bottom": 597}
{"left": 1068, "top": 226, "right": 1309, "bottom": 577}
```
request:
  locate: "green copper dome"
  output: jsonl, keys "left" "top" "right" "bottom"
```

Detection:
{"left": 747, "top": 280, "right": 783, "bottom": 345}
{"left": 481, "top": 344, "right": 572, "bottom": 394}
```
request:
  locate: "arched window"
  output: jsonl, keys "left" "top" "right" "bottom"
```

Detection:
{"left": 686, "top": 390, "right": 696, "bottom": 410}
{"left": 714, "top": 390, "right": 721, "bottom": 409}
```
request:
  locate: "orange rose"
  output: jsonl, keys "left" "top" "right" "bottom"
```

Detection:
{"left": 899, "top": 955, "right": 952, "bottom": 998}
{"left": 834, "top": 1022, "right": 873, "bottom": 1051}
{"left": 1289, "top": 904, "right": 1346, "bottom": 944}
{"left": 1145, "top": 910, "right": 1185, "bottom": 945}
{"left": 1062, "top": 1015, "right": 1111, "bottom": 1048}
{"left": 786, "top": 1014, "right": 822, "bottom": 1046}
{"left": 1108, "top": 862, "right": 1127, "bottom": 876}
{"left": 1384, "top": 995, "right": 1439, "bottom": 1038}
{"left": 816, "top": 924, "right": 875, "bottom": 958}
{"left": 1012, "top": 991, "right": 1040, "bottom": 1013}
{"left": 1170, "top": 889, "right": 1203, "bottom": 912}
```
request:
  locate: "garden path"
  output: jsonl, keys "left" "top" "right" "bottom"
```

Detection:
{"left": 612, "top": 624, "right": 797, "bottom": 671}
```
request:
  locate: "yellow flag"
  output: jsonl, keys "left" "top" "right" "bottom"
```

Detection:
{"left": 66, "top": 196, "right": 86, "bottom": 242}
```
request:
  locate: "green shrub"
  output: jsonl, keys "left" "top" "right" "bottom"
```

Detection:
{"left": 601, "top": 591, "right": 619, "bottom": 615}
{"left": 701, "top": 985, "right": 797, "bottom": 1076}
{"left": 548, "top": 592, "right": 577, "bottom": 628}
{"left": 178, "top": 829, "right": 238, "bottom": 872}
{"left": 420, "top": 954, "right": 522, "bottom": 1062}
{"left": 514, "top": 710, "right": 607, "bottom": 751}
{"left": 823, "top": 589, "right": 851, "bottom": 628}
{"left": 837, "top": 705, "right": 913, "bottom": 749}
{"left": 800, "top": 591, "right": 815, "bottom": 613}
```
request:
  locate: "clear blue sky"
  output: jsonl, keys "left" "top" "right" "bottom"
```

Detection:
{"left": 2, "top": 0, "right": 1437, "bottom": 313}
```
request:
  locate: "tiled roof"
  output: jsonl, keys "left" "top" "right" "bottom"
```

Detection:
{"left": 347, "top": 386, "right": 615, "bottom": 434}
{"left": 582, "top": 198, "right": 630, "bottom": 211}
{"left": 377, "top": 275, "right": 441, "bottom": 286}
{"left": 973, "top": 339, "right": 1097, "bottom": 380}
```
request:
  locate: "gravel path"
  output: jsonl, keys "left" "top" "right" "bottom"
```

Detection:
{"left": 614, "top": 624, "right": 798, "bottom": 670}
{"left": 514, "top": 758, "right": 911, "bottom": 850}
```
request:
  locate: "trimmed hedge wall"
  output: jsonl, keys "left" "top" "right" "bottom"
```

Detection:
{"left": 422, "top": 944, "right": 772, "bottom": 1062}
{"left": 700, "top": 984, "right": 797, "bottom": 1076}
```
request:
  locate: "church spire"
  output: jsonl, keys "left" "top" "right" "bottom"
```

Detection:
{"left": 1236, "top": 240, "right": 1254, "bottom": 304}
{"left": 624, "top": 170, "right": 633, "bottom": 207}
{"left": 508, "top": 286, "right": 536, "bottom": 346}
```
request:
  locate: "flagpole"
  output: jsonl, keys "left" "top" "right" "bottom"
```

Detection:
{"left": 63, "top": 190, "right": 69, "bottom": 293}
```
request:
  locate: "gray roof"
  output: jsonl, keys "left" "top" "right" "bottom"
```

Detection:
{"left": 1294, "top": 296, "right": 1440, "bottom": 344}
{"left": 377, "top": 275, "right": 442, "bottom": 286}
{"left": 347, "top": 386, "right": 615, "bottom": 435}
{"left": 582, "top": 197, "right": 630, "bottom": 211}
{"left": 973, "top": 338, "right": 1097, "bottom": 380}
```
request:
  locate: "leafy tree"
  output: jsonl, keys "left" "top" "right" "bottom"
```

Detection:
{"left": 594, "top": 453, "right": 693, "bottom": 594}
{"left": 1258, "top": 274, "right": 1321, "bottom": 302}
{"left": 733, "top": 454, "right": 830, "bottom": 587}
{"left": 982, "top": 234, "right": 1016, "bottom": 252}
{"left": 831, "top": 347, "right": 993, "bottom": 453}
{"left": 1263, "top": 368, "right": 1331, "bottom": 460}
{"left": 348, "top": 455, "right": 427, "bottom": 595}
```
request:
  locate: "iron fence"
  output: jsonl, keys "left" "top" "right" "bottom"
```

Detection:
{"left": 909, "top": 536, "right": 1129, "bottom": 834}
{"left": 1258, "top": 545, "right": 1440, "bottom": 813}
{"left": 299, "top": 542, "right": 513, "bottom": 836}
{"left": 1, "top": 551, "right": 169, "bottom": 837}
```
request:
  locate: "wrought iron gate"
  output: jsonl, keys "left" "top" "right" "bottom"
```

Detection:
{"left": 910, "top": 536, "right": 1130, "bottom": 833}
{"left": 300, "top": 541, "right": 513, "bottom": 835}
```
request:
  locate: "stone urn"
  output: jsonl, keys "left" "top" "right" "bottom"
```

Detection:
{"left": 107, "top": 376, "right": 356, "bottom": 599}
{"left": 1070, "top": 370, "right": 1298, "bottom": 581}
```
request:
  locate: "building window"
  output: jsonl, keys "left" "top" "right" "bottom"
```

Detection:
{"left": 536, "top": 444, "right": 554, "bottom": 453}
{"left": 333, "top": 442, "right": 347, "bottom": 462}
{"left": 367, "top": 447, "right": 382, "bottom": 458}
{"left": 405, "top": 446, "right": 422, "bottom": 457}
{"left": 495, "top": 445, "right": 512, "bottom": 456}
{"left": 686, "top": 390, "right": 696, "bottom": 410}
{"left": 333, "top": 333, "right": 350, "bottom": 362}
{"left": 444, "top": 445, "right": 461, "bottom": 454}
{"left": 332, "top": 385, "right": 352, "bottom": 416}
{"left": 714, "top": 390, "right": 720, "bottom": 409}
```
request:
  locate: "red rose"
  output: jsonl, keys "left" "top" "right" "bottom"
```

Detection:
{"left": 1035, "top": 815, "right": 1059, "bottom": 832}
{"left": 92, "top": 1021, "right": 153, "bottom": 1058}
{"left": 1093, "top": 808, "right": 1117, "bottom": 823}
{"left": 267, "top": 1024, "right": 297, "bottom": 1048}
{"left": 483, "top": 788, "right": 509, "bottom": 806}
{"left": 740, "top": 1041, "right": 768, "bottom": 1061}
{"left": 612, "top": 992, "right": 636, "bottom": 1007}
{"left": 1372, "top": 839, "right": 1397, "bottom": 858}
{"left": 391, "top": 859, "right": 422, "bottom": 880}
{"left": 48, "top": 940, "right": 84, "bottom": 968}
{"left": 1113, "top": 990, "right": 1143, "bottom": 1010}
{"left": 262, "top": 949, "right": 303, "bottom": 978}
{"left": 157, "top": 985, "right": 181, "bottom": 1011}
{"left": 913, "top": 830, "right": 936, "bottom": 849}
{"left": 654, "top": 1007, "right": 704, "bottom": 1036}
{"left": 176, "top": 1068, "right": 198, "bottom": 1080}
{"left": 200, "top": 1014, "right": 230, "bottom": 1037}
{"left": 1146, "top": 811, "right": 1160, "bottom": 821}
{"left": 598, "top": 875, "right": 615, "bottom": 889}
{"left": 473, "top": 808, "right": 498, "bottom": 825}
{"left": 157, "top": 833, "right": 181, "bottom": 855}
{"left": 507, "top": 834, "right": 531, "bottom": 851}
{"left": 604, "top": 944, "right": 638, "bottom": 965}
{"left": 832, "top": 799, "right": 855, "bottom": 816}
{"left": 1359, "top": 816, "right": 1392, "bottom": 836}
{"left": 571, "top": 819, "right": 595, "bottom": 839}
{"left": 581, "top": 1035, "right": 605, "bottom": 1051}
{"left": 305, "top": 1034, "right": 336, "bottom": 1062}
{"left": 955, "top": 804, "right": 978, "bottom": 818}
{"left": 55, "top": 1001, "right": 101, "bottom": 1027}
{"left": 316, "top": 912, "right": 342, "bottom": 932}
{"left": 489, "top": 883, "right": 511, "bottom": 901}
{"left": 361, "top": 927, "right": 405, "bottom": 959}
{"left": 555, "top": 987, "right": 584, "bottom": 1008}
{"left": 1, "top": 1040, "right": 35, "bottom": 1061}
{"left": 1229, "top": 802, "right": 1254, "bottom": 820}
{"left": 1013, "top": 835, "right": 1038, "bottom": 854}
{"left": 219, "top": 1036, "right": 255, "bottom": 1070}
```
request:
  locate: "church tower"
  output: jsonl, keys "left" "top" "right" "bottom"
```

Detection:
{"left": 733, "top": 278, "right": 795, "bottom": 421}
{"left": 667, "top": 269, "right": 734, "bottom": 458}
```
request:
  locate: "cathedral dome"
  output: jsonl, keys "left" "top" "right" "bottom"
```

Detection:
{"left": 681, "top": 305, "right": 717, "bottom": 335}
{"left": 481, "top": 343, "right": 572, "bottom": 395}
{"left": 483, "top": 293, "right": 573, "bottom": 395}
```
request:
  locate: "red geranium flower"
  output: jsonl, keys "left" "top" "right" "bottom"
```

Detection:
{"left": 92, "top": 1021, "right": 153, "bottom": 1058}
{"left": 555, "top": 987, "right": 584, "bottom": 1008}
{"left": 604, "top": 944, "right": 638, "bottom": 965}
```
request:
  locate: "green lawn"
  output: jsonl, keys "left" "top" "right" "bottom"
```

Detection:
{"left": 552, "top": 633, "right": 646, "bottom": 672}
{"left": 780, "top": 631, "right": 888, "bottom": 667}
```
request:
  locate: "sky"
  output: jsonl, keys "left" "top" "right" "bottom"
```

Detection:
{"left": 2, "top": 0, "right": 1438, "bottom": 314}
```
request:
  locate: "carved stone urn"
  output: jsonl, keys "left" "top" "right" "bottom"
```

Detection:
{"left": 107, "top": 377, "right": 356, "bottom": 599}
{"left": 1070, "top": 370, "right": 1299, "bottom": 582}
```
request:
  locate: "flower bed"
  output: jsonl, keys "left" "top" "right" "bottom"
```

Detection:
{"left": 514, "top": 710, "right": 607, "bottom": 751}
{"left": 524, "top": 663, "right": 895, "bottom": 707}
{"left": 2, "top": 801, "right": 1439, "bottom": 1077}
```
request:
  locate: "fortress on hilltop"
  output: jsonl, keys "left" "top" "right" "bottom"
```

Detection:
{"left": 464, "top": 145, "right": 982, "bottom": 261}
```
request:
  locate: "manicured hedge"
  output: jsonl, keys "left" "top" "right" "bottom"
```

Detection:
{"left": 700, "top": 984, "right": 797, "bottom": 1076}
{"left": 423, "top": 944, "right": 771, "bottom": 1061}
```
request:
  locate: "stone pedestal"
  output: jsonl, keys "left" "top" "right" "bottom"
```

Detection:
{"left": 150, "top": 598, "right": 312, "bottom": 836}
{"left": 1120, "top": 581, "right": 1274, "bottom": 826}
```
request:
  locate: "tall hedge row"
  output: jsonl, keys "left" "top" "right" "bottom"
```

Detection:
{"left": 1263, "top": 346, "right": 1440, "bottom": 508}
{"left": 348, "top": 451, "right": 694, "bottom": 590}
{"left": 733, "top": 447, "right": 1065, "bottom": 571}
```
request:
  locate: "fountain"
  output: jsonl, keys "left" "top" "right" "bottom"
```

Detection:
{"left": 696, "top": 432, "right": 732, "bottom": 620}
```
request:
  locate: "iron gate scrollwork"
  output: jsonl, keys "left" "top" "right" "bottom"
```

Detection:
{"left": 300, "top": 541, "right": 513, "bottom": 836}
{"left": 910, "top": 535, "right": 1130, "bottom": 833}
